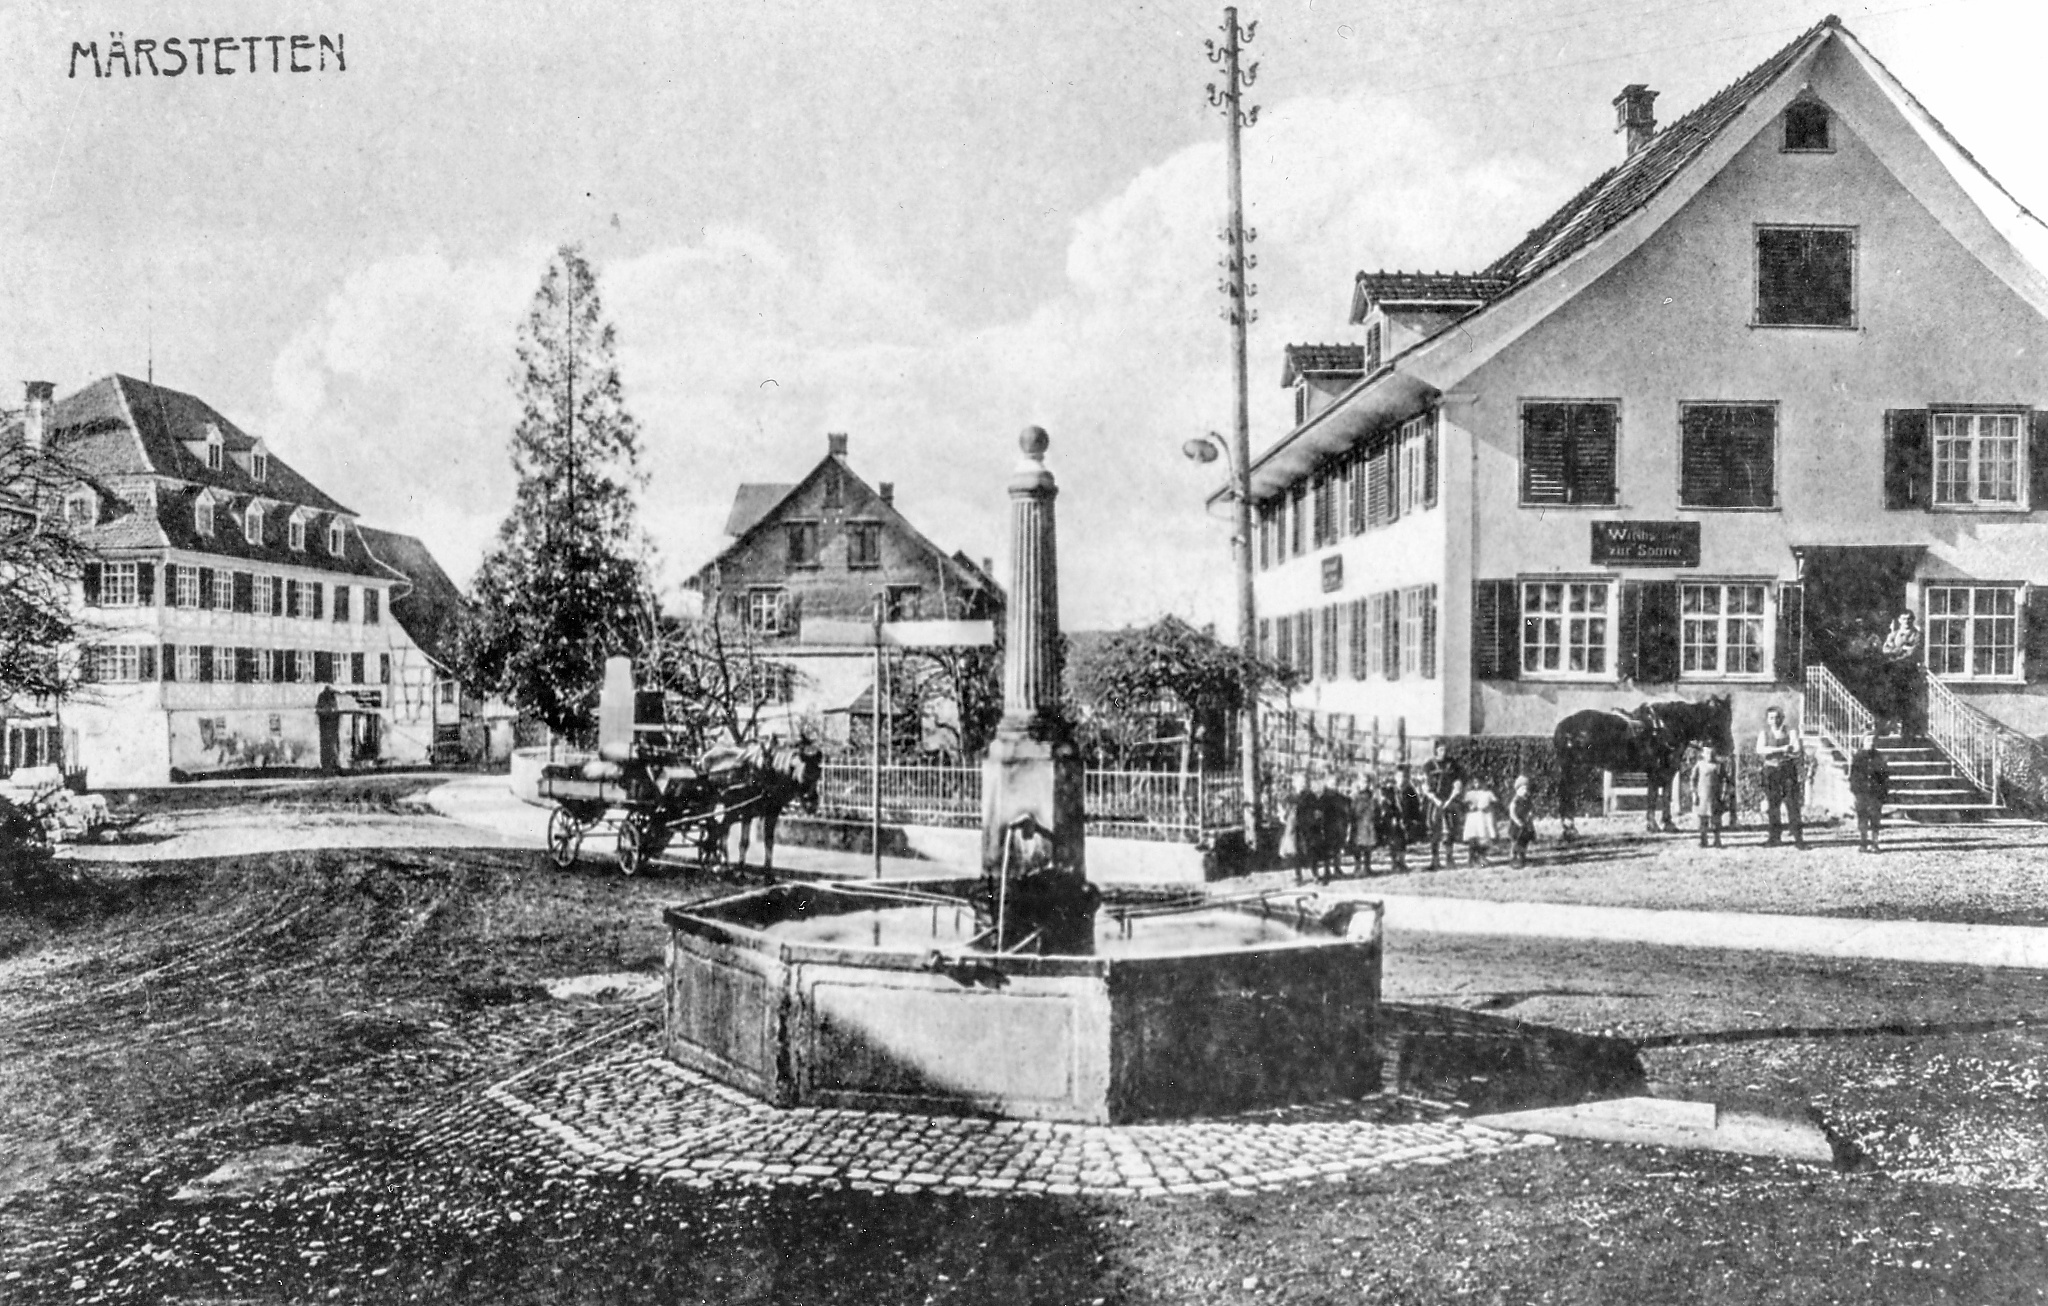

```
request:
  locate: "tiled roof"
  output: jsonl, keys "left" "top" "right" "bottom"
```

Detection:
{"left": 1483, "top": 19, "right": 1834, "bottom": 286}
{"left": 724, "top": 483, "right": 795, "bottom": 538}
{"left": 47, "top": 375, "right": 354, "bottom": 516}
{"left": 1351, "top": 273, "right": 1513, "bottom": 310}
{"left": 1281, "top": 344, "right": 1366, "bottom": 387}
{"left": 358, "top": 526, "right": 467, "bottom": 663}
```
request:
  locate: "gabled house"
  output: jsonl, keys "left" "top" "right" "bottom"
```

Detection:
{"left": 1235, "top": 18, "right": 2048, "bottom": 761}
{"left": 686, "top": 433, "right": 1002, "bottom": 750}
{"left": 0, "top": 374, "right": 466, "bottom": 784}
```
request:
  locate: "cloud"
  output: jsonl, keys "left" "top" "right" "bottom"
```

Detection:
{"left": 265, "top": 87, "right": 1575, "bottom": 631}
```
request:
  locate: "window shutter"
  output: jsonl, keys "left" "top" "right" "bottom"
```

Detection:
{"left": 1680, "top": 406, "right": 1726, "bottom": 507}
{"left": 199, "top": 647, "right": 214, "bottom": 683}
{"left": 1385, "top": 444, "right": 1403, "bottom": 524}
{"left": 2030, "top": 410, "right": 2048, "bottom": 510}
{"left": 198, "top": 567, "right": 215, "bottom": 609}
{"left": 1299, "top": 611, "right": 1315, "bottom": 679}
{"left": 1616, "top": 581, "right": 1642, "bottom": 682}
{"left": 137, "top": 562, "right": 156, "bottom": 606}
{"left": 1382, "top": 593, "right": 1401, "bottom": 681}
{"left": 1521, "top": 405, "right": 1569, "bottom": 504}
{"left": 138, "top": 644, "right": 158, "bottom": 681}
{"left": 1730, "top": 406, "right": 1777, "bottom": 508}
{"left": 1571, "top": 404, "right": 1618, "bottom": 505}
{"left": 1884, "top": 409, "right": 1931, "bottom": 509}
{"left": 1776, "top": 582, "right": 1805, "bottom": 683}
{"left": 237, "top": 648, "right": 255, "bottom": 684}
{"left": 1367, "top": 449, "right": 1391, "bottom": 525}
{"left": 234, "top": 571, "right": 252, "bottom": 613}
{"left": 1349, "top": 456, "right": 1369, "bottom": 534}
{"left": 1421, "top": 585, "right": 1438, "bottom": 679}
{"left": 311, "top": 583, "right": 325, "bottom": 620}
{"left": 314, "top": 651, "right": 334, "bottom": 682}
{"left": 272, "top": 576, "right": 285, "bottom": 613}
{"left": 1472, "top": 579, "right": 1519, "bottom": 680}
{"left": 2026, "top": 586, "right": 2048, "bottom": 683}
{"left": 1636, "top": 581, "right": 1681, "bottom": 684}
{"left": 83, "top": 563, "right": 102, "bottom": 607}
{"left": 1423, "top": 418, "right": 1439, "bottom": 509}
{"left": 160, "top": 644, "right": 177, "bottom": 682}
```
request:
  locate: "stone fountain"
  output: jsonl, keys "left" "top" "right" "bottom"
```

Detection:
{"left": 661, "top": 428, "right": 1383, "bottom": 1124}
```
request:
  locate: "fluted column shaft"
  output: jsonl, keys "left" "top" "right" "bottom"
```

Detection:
{"left": 1003, "top": 444, "right": 1060, "bottom": 728}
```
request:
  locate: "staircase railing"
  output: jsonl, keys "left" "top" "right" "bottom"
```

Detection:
{"left": 1921, "top": 671, "right": 2001, "bottom": 799}
{"left": 1803, "top": 663, "right": 1875, "bottom": 760}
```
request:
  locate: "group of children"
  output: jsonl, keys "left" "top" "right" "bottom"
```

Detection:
{"left": 1680, "top": 730, "right": 1891, "bottom": 853}
{"left": 1286, "top": 748, "right": 1537, "bottom": 884}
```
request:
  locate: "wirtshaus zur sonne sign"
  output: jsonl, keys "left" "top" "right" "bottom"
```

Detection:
{"left": 1590, "top": 520, "right": 1701, "bottom": 567}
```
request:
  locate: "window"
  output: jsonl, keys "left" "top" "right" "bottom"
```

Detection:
{"left": 1680, "top": 404, "right": 1776, "bottom": 508}
{"left": 1312, "top": 471, "right": 1336, "bottom": 547}
{"left": 1318, "top": 606, "right": 1339, "bottom": 681}
{"left": 1400, "top": 588, "right": 1424, "bottom": 677}
{"left": 172, "top": 565, "right": 200, "bottom": 609}
{"left": 1680, "top": 583, "right": 1770, "bottom": 677}
{"left": 1926, "top": 585, "right": 2020, "bottom": 679}
{"left": 195, "top": 496, "right": 214, "bottom": 536}
{"left": 289, "top": 517, "right": 306, "bottom": 552}
{"left": 1783, "top": 100, "right": 1831, "bottom": 152}
{"left": 1365, "top": 322, "right": 1383, "bottom": 373}
{"left": 251, "top": 449, "right": 268, "bottom": 482}
{"left": 439, "top": 680, "right": 457, "bottom": 706}
{"left": 216, "top": 645, "right": 237, "bottom": 683}
{"left": 1932, "top": 412, "right": 2025, "bottom": 509}
{"left": 328, "top": 520, "right": 346, "bottom": 555}
{"left": 252, "top": 573, "right": 274, "bottom": 617}
{"left": 786, "top": 521, "right": 820, "bottom": 568}
{"left": 245, "top": 505, "right": 264, "bottom": 546}
{"left": 362, "top": 588, "right": 381, "bottom": 625}
{"left": 333, "top": 585, "right": 351, "bottom": 622}
{"left": 1257, "top": 503, "right": 1275, "bottom": 570}
{"left": 101, "top": 561, "right": 139, "bottom": 607}
{"left": 1287, "top": 486, "right": 1305, "bottom": 555}
{"left": 1395, "top": 414, "right": 1435, "bottom": 514}
{"left": 65, "top": 494, "right": 94, "bottom": 528}
{"left": 747, "top": 588, "right": 789, "bottom": 635}
{"left": 88, "top": 645, "right": 143, "bottom": 682}
{"left": 206, "top": 440, "right": 222, "bottom": 471}
{"left": 351, "top": 652, "right": 366, "bottom": 684}
{"left": 1756, "top": 226, "right": 1855, "bottom": 327}
{"left": 847, "top": 521, "right": 882, "bottom": 569}
{"left": 822, "top": 469, "right": 843, "bottom": 510}
{"left": 176, "top": 645, "right": 203, "bottom": 682}
{"left": 885, "top": 585, "right": 922, "bottom": 622}
{"left": 1521, "top": 402, "right": 1618, "bottom": 506}
{"left": 1293, "top": 385, "right": 1310, "bottom": 427}
{"left": 285, "top": 579, "right": 302, "bottom": 618}
{"left": 1521, "top": 580, "right": 1614, "bottom": 677}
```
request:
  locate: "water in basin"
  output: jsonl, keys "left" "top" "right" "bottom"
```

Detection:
{"left": 757, "top": 900, "right": 1312, "bottom": 957}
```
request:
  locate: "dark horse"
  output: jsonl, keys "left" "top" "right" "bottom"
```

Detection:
{"left": 704, "top": 737, "right": 824, "bottom": 874}
{"left": 1554, "top": 695, "right": 1733, "bottom": 837}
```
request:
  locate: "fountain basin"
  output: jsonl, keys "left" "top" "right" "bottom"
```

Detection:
{"left": 663, "top": 882, "right": 1383, "bottom": 1124}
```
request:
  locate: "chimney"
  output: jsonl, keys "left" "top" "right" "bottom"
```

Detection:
{"left": 827, "top": 432, "right": 849, "bottom": 458}
{"left": 1614, "top": 84, "right": 1658, "bottom": 157}
{"left": 878, "top": 482, "right": 894, "bottom": 506}
{"left": 22, "top": 381, "right": 53, "bottom": 451}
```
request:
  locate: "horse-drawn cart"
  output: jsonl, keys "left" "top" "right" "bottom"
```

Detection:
{"left": 538, "top": 752, "right": 734, "bottom": 875}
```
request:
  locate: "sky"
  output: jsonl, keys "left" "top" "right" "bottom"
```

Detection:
{"left": 5, "top": 0, "right": 2048, "bottom": 634}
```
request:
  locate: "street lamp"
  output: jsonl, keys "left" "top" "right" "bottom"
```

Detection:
{"left": 1183, "top": 429, "right": 1263, "bottom": 860}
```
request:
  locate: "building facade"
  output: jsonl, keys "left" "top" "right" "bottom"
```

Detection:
{"left": 686, "top": 433, "right": 1002, "bottom": 752}
{"left": 1242, "top": 19, "right": 2048, "bottom": 748}
{"left": 3, "top": 374, "right": 463, "bottom": 786}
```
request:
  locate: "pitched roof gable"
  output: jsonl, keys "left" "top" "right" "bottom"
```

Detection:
{"left": 358, "top": 526, "right": 467, "bottom": 663}
{"left": 1281, "top": 343, "right": 1366, "bottom": 387}
{"left": 724, "top": 483, "right": 796, "bottom": 537}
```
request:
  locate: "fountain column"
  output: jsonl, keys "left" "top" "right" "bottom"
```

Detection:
{"left": 980, "top": 427, "right": 1091, "bottom": 948}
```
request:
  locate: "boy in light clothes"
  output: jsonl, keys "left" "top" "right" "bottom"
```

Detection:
{"left": 1461, "top": 781, "right": 1501, "bottom": 867}
{"left": 1506, "top": 776, "right": 1536, "bottom": 867}
{"left": 1692, "top": 747, "right": 1726, "bottom": 849}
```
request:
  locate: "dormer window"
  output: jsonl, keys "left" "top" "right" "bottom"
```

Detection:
{"left": 1783, "top": 100, "right": 1831, "bottom": 152}
{"left": 1365, "top": 322, "right": 1384, "bottom": 373}
{"left": 288, "top": 516, "right": 307, "bottom": 551}
{"left": 251, "top": 445, "right": 269, "bottom": 482}
{"left": 245, "top": 504, "right": 265, "bottom": 546}
{"left": 195, "top": 495, "right": 215, "bottom": 537}
{"left": 328, "top": 520, "right": 346, "bottom": 555}
{"left": 65, "top": 492, "right": 95, "bottom": 529}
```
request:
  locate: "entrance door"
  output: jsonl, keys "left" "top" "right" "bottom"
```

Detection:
{"left": 1798, "top": 545, "right": 1924, "bottom": 705}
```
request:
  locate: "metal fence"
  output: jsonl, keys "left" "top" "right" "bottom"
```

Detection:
{"left": 814, "top": 761, "right": 1240, "bottom": 843}
{"left": 1922, "top": 670, "right": 2048, "bottom": 819}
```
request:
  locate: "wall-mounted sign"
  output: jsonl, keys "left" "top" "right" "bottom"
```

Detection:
{"left": 1591, "top": 520, "right": 1700, "bottom": 568}
{"left": 1321, "top": 555, "right": 1344, "bottom": 593}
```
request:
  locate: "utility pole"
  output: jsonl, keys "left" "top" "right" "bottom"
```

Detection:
{"left": 1207, "top": 7, "right": 1263, "bottom": 857}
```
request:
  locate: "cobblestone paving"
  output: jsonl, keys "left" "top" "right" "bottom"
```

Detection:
{"left": 412, "top": 1015, "right": 1551, "bottom": 1199}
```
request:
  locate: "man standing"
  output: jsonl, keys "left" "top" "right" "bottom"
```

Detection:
{"left": 1756, "top": 706, "right": 1805, "bottom": 848}
{"left": 1422, "top": 739, "right": 1467, "bottom": 870}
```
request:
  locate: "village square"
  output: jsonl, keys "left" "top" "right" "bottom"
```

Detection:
{"left": 4, "top": 4, "right": 2048, "bottom": 1303}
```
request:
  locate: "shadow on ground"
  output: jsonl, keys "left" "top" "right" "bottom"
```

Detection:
{"left": 1380, "top": 1002, "right": 1647, "bottom": 1114}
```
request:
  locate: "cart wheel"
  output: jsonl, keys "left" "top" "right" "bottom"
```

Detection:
{"left": 617, "top": 813, "right": 647, "bottom": 877}
{"left": 547, "top": 807, "right": 585, "bottom": 869}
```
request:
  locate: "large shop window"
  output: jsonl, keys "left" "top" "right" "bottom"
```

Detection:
{"left": 1680, "top": 583, "right": 1770, "bottom": 677}
{"left": 1933, "top": 412, "right": 2025, "bottom": 509}
{"left": 1520, "top": 402, "right": 1617, "bottom": 506}
{"left": 1755, "top": 226, "right": 1855, "bottom": 327}
{"left": 1521, "top": 580, "right": 1613, "bottom": 677}
{"left": 1680, "top": 404, "right": 1776, "bottom": 508}
{"left": 1926, "top": 585, "right": 2020, "bottom": 679}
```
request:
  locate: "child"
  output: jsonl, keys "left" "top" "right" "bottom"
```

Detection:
{"left": 1692, "top": 747, "right": 1725, "bottom": 849}
{"left": 1848, "top": 732, "right": 1890, "bottom": 852}
{"left": 1348, "top": 771, "right": 1380, "bottom": 877}
{"left": 1461, "top": 780, "right": 1500, "bottom": 867}
{"left": 1313, "top": 778, "right": 1353, "bottom": 883}
{"left": 1507, "top": 775, "right": 1536, "bottom": 867}
{"left": 1375, "top": 771, "right": 1410, "bottom": 874}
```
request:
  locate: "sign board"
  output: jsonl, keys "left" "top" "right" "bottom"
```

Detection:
{"left": 1320, "top": 555, "right": 1344, "bottom": 593}
{"left": 799, "top": 618, "right": 997, "bottom": 649}
{"left": 1591, "top": 520, "right": 1700, "bottom": 568}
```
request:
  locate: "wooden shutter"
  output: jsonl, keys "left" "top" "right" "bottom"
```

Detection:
{"left": 1776, "top": 582, "right": 1805, "bottom": 683}
{"left": 1386, "top": 443, "right": 1403, "bottom": 524}
{"left": 1423, "top": 416, "right": 1439, "bottom": 508}
{"left": 1365, "top": 595, "right": 1382, "bottom": 678}
{"left": 1471, "top": 579, "right": 1519, "bottom": 680}
{"left": 1680, "top": 405, "right": 1774, "bottom": 509}
{"left": 1382, "top": 593, "right": 1401, "bottom": 681}
{"left": 1884, "top": 409, "right": 1931, "bottom": 509}
{"left": 1349, "top": 597, "right": 1369, "bottom": 678}
{"left": 83, "top": 563, "right": 102, "bottom": 606}
{"left": 1420, "top": 585, "right": 1438, "bottom": 679}
{"left": 136, "top": 562, "right": 156, "bottom": 605}
{"left": 199, "top": 647, "right": 214, "bottom": 683}
{"left": 1367, "top": 448, "right": 1391, "bottom": 525}
{"left": 2030, "top": 410, "right": 2048, "bottom": 510}
{"left": 2026, "top": 585, "right": 2048, "bottom": 683}
{"left": 1299, "top": 611, "right": 1315, "bottom": 679}
{"left": 237, "top": 648, "right": 256, "bottom": 684}
{"left": 1521, "top": 404, "right": 1569, "bottom": 504}
{"left": 314, "top": 651, "right": 334, "bottom": 682}
{"left": 1636, "top": 581, "right": 1681, "bottom": 684}
{"left": 311, "top": 583, "right": 325, "bottom": 620}
{"left": 1617, "top": 581, "right": 1642, "bottom": 682}
{"left": 1349, "top": 455, "right": 1369, "bottom": 534}
{"left": 233, "top": 571, "right": 252, "bottom": 613}
{"left": 160, "top": 644, "right": 177, "bottom": 682}
{"left": 271, "top": 576, "right": 285, "bottom": 613}
{"left": 197, "top": 567, "right": 215, "bottom": 609}
{"left": 138, "top": 644, "right": 158, "bottom": 681}
{"left": 1570, "top": 404, "right": 1618, "bottom": 505}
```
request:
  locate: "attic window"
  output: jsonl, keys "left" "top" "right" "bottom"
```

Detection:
{"left": 289, "top": 517, "right": 307, "bottom": 552}
{"left": 786, "top": 521, "right": 820, "bottom": 569}
{"left": 195, "top": 496, "right": 214, "bottom": 537}
{"left": 328, "top": 520, "right": 346, "bottom": 555}
{"left": 822, "top": 469, "right": 843, "bottom": 509}
{"left": 1365, "top": 323, "right": 1383, "bottom": 373}
{"left": 65, "top": 493, "right": 94, "bottom": 529}
{"left": 251, "top": 449, "right": 269, "bottom": 482}
{"left": 245, "top": 504, "right": 264, "bottom": 546}
{"left": 206, "top": 441, "right": 223, "bottom": 472}
{"left": 1783, "top": 100, "right": 1831, "bottom": 152}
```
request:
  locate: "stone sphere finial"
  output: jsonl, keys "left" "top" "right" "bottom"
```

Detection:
{"left": 1019, "top": 425, "right": 1050, "bottom": 460}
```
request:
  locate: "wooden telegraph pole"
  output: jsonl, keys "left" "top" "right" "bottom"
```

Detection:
{"left": 1207, "top": 8, "right": 1263, "bottom": 855}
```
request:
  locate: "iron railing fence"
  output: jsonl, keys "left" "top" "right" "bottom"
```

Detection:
{"left": 1920, "top": 670, "right": 2048, "bottom": 818}
{"left": 1803, "top": 663, "right": 1875, "bottom": 760}
{"left": 813, "top": 762, "right": 1244, "bottom": 843}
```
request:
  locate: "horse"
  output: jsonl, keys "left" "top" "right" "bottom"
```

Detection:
{"left": 1553, "top": 694, "right": 1732, "bottom": 837}
{"left": 702, "top": 737, "right": 823, "bottom": 874}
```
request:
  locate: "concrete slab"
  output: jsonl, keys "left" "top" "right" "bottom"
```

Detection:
{"left": 1471, "top": 1096, "right": 1835, "bottom": 1164}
